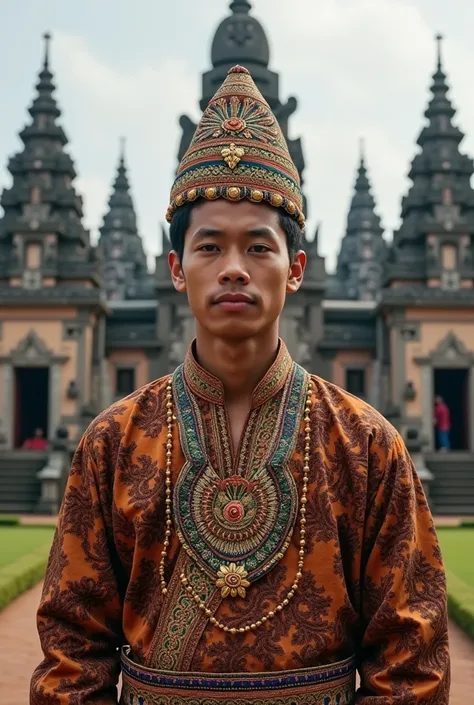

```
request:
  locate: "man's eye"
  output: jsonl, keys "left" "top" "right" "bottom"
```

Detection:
{"left": 199, "top": 244, "right": 219, "bottom": 252}
{"left": 250, "top": 245, "right": 271, "bottom": 253}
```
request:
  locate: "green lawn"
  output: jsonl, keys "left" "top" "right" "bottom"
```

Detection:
{"left": 0, "top": 526, "right": 55, "bottom": 569}
{"left": 437, "top": 527, "right": 474, "bottom": 640}
{"left": 438, "top": 528, "right": 474, "bottom": 589}
{"left": 0, "top": 525, "right": 56, "bottom": 610}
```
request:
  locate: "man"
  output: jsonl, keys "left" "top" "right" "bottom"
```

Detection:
{"left": 31, "top": 66, "right": 450, "bottom": 704}
{"left": 23, "top": 428, "right": 48, "bottom": 451}
{"left": 434, "top": 396, "right": 451, "bottom": 452}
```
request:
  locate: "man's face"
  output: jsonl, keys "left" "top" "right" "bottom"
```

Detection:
{"left": 169, "top": 200, "right": 306, "bottom": 341}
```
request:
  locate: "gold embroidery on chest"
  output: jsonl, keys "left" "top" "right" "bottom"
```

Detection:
{"left": 159, "top": 364, "right": 311, "bottom": 634}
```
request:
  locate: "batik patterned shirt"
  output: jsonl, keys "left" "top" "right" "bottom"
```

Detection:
{"left": 31, "top": 342, "right": 450, "bottom": 704}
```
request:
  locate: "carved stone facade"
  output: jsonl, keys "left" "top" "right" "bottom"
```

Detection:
{"left": 0, "top": 33, "right": 106, "bottom": 454}
{"left": 1, "top": 20, "right": 474, "bottom": 514}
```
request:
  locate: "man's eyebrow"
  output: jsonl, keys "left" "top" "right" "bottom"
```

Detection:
{"left": 191, "top": 227, "right": 223, "bottom": 239}
{"left": 246, "top": 227, "right": 278, "bottom": 240}
{"left": 192, "top": 227, "right": 278, "bottom": 240}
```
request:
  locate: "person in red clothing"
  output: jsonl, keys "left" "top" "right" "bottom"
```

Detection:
{"left": 434, "top": 396, "right": 451, "bottom": 451}
{"left": 22, "top": 427, "right": 48, "bottom": 451}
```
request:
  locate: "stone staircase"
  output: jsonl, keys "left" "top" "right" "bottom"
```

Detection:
{"left": 0, "top": 451, "right": 47, "bottom": 513}
{"left": 426, "top": 452, "right": 474, "bottom": 516}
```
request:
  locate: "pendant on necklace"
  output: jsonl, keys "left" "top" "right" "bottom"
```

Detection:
{"left": 216, "top": 563, "right": 250, "bottom": 598}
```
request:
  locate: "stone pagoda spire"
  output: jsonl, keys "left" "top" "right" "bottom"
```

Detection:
{"left": 176, "top": 0, "right": 308, "bottom": 216}
{"left": 388, "top": 34, "right": 474, "bottom": 290}
{"left": 98, "top": 138, "right": 152, "bottom": 300}
{"left": 0, "top": 32, "right": 101, "bottom": 301}
{"left": 333, "top": 140, "right": 386, "bottom": 300}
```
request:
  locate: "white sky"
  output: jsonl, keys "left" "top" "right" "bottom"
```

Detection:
{"left": 1, "top": 0, "right": 473, "bottom": 272}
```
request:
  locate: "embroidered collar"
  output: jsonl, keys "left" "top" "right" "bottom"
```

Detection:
{"left": 183, "top": 339, "right": 293, "bottom": 409}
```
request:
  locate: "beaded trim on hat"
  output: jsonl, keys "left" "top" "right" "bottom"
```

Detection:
{"left": 166, "top": 65, "right": 305, "bottom": 230}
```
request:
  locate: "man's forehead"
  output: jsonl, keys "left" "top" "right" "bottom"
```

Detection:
{"left": 189, "top": 200, "right": 281, "bottom": 230}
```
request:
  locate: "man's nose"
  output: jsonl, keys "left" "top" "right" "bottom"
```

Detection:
{"left": 217, "top": 252, "right": 250, "bottom": 284}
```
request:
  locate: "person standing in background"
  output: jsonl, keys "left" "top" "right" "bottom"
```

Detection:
{"left": 435, "top": 396, "right": 451, "bottom": 451}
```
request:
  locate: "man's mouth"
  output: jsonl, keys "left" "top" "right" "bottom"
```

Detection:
{"left": 212, "top": 293, "right": 255, "bottom": 311}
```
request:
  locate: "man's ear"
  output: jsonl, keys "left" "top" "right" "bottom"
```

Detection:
{"left": 168, "top": 250, "right": 186, "bottom": 293}
{"left": 286, "top": 250, "right": 306, "bottom": 294}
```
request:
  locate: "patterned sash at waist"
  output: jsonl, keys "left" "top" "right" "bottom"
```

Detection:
{"left": 120, "top": 646, "right": 356, "bottom": 705}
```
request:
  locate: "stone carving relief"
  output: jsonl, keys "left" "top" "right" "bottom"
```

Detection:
{"left": 404, "top": 380, "right": 416, "bottom": 401}
{"left": 227, "top": 17, "right": 254, "bottom": 46}
{"left": 415, "top": 331, "right": 474, "bottom": 367}
{"left": 0, "top": 330, "right": 68, "bottom": 366}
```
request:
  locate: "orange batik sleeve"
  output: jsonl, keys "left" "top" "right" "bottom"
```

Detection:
{"left": 356, "top": 433, "right": 450, "bottom": 704}
{"left": 30, "top": 428, "right": 123, "bottom": 705}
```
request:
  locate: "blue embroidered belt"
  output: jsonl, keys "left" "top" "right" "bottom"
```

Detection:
{"left": 120, "top": 646, "right": 356, "bottom": 704}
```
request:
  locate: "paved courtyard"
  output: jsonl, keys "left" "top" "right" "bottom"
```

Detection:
{"left": 0, "top": 582, "right": 472, "bottom": 704}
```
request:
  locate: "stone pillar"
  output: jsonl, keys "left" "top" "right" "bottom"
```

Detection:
{"left": 180, "top": 308, "right": 196, "bottom": 350}
{"left": 48, "top": 363, "right": 62, "bottom": 440}
{"left": 146, "top": 349, "right": 161, "bottom": 382}
{"left": 420, "top": 364, "right": 434, "bottom": 451}
{"left": 156, "top": 300, "right": 174, "bottom": 377}
{"left": 391, "top": 324, "right": 406, "bottom": 409}
{"left": 469, "top": 365, "right": 474, "bottom": 451}
{"left": 371, "top": 316, "right": 385, "bottom": 410}
{"left": 279, "top": 307, "right": 301, "bottom": 360}
{"left": 76, "top": 323, "right": 86, "bottom": 409}
{"left": 36, "top": 430, "right": 70, "bottom": 515}
{"left": 2, "top": 363, "right": 14, "bottom": 449}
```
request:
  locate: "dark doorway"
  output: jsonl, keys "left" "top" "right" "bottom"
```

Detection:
{"left": 345, "top": 368, "right": 366, "bottom": 398}
{"left": 14, "top": 367, "right": 49, "bottom": 448}
{"left": 433, "top": 368, "right": 469, "bottom": 451}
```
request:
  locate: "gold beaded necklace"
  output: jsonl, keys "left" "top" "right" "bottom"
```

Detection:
{"left": 159, "top": 377, "right": 313, "bottom": 634}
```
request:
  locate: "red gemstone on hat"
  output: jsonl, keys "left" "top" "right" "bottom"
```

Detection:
{"left": 223, "top": 500, "right": 244, "bottom": 522}
{"left": 222, "top": 117, "right": 246, "bottom": 133}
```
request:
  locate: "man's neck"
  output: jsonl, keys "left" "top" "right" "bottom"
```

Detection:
{"left": 194, "top": 327, "right": 280, "bottom": 404}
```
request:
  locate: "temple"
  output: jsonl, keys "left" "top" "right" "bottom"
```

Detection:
{"left": 98, "top": 138, "right": 153, "bottom": 301}
{"left": 329, "top": 139, "right": 387, "bottom": 301}
{"left": 0, "top": 11, "right": 473, "bottom": 516}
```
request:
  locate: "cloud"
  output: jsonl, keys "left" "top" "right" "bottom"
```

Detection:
{"left": 50, "top": 30, "right": 202, "bottom": 265}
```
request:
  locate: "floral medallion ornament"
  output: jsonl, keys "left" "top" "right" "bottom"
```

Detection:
{"left": 216, "top": 563, "right": 250, "bottom": 598}
{"left": 222, "top": 116, "right": 247, "bottom": 133}
{"left": 223, "top": 499, "right": 244, "bottom": 522}
{"left": 198, "top": 95, "right": 279, "bottom": 145}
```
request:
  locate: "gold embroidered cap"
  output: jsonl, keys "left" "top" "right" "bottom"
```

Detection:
{"left": 166, "top": 65, "right": 305, "bottom": 229}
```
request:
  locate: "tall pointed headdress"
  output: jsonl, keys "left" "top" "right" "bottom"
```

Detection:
{"left": 166, "top": 65, "right": 305, "bottom": 229}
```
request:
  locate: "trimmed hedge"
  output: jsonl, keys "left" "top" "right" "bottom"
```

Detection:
{"left": 0, "top": 514, "right": 20, "bottom": 527}
{"left": 0, "top": 544, "right": 50, "bottom": 611}
{"left": 446, "top": 569, "right": 474, "bottom": 641}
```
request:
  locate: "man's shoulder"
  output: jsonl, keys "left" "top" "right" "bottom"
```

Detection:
{"left": 84, "top": 374, "right": 172, "bottom": 440}
{"left": 308, "top": 373, "right": 399, "bottom": 451}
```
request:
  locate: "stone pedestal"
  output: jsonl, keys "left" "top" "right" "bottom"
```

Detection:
{"left": 36, "top": 429, "right": 70, "bottom": 515}
{"left": 412, "top": 453, "right": 434, "bottom": 502}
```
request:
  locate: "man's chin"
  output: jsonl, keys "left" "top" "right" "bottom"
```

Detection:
{"left": 200, "top": 320, "right": 262, "bottom": 341}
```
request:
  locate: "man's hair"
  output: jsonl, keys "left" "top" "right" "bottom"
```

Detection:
{"left": 169, "top": 202, "right": 303, "bottom": 262}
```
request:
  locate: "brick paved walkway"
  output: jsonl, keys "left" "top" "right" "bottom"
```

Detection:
{"left": 0, "top": 582, "right": 472, "bottom": 704}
